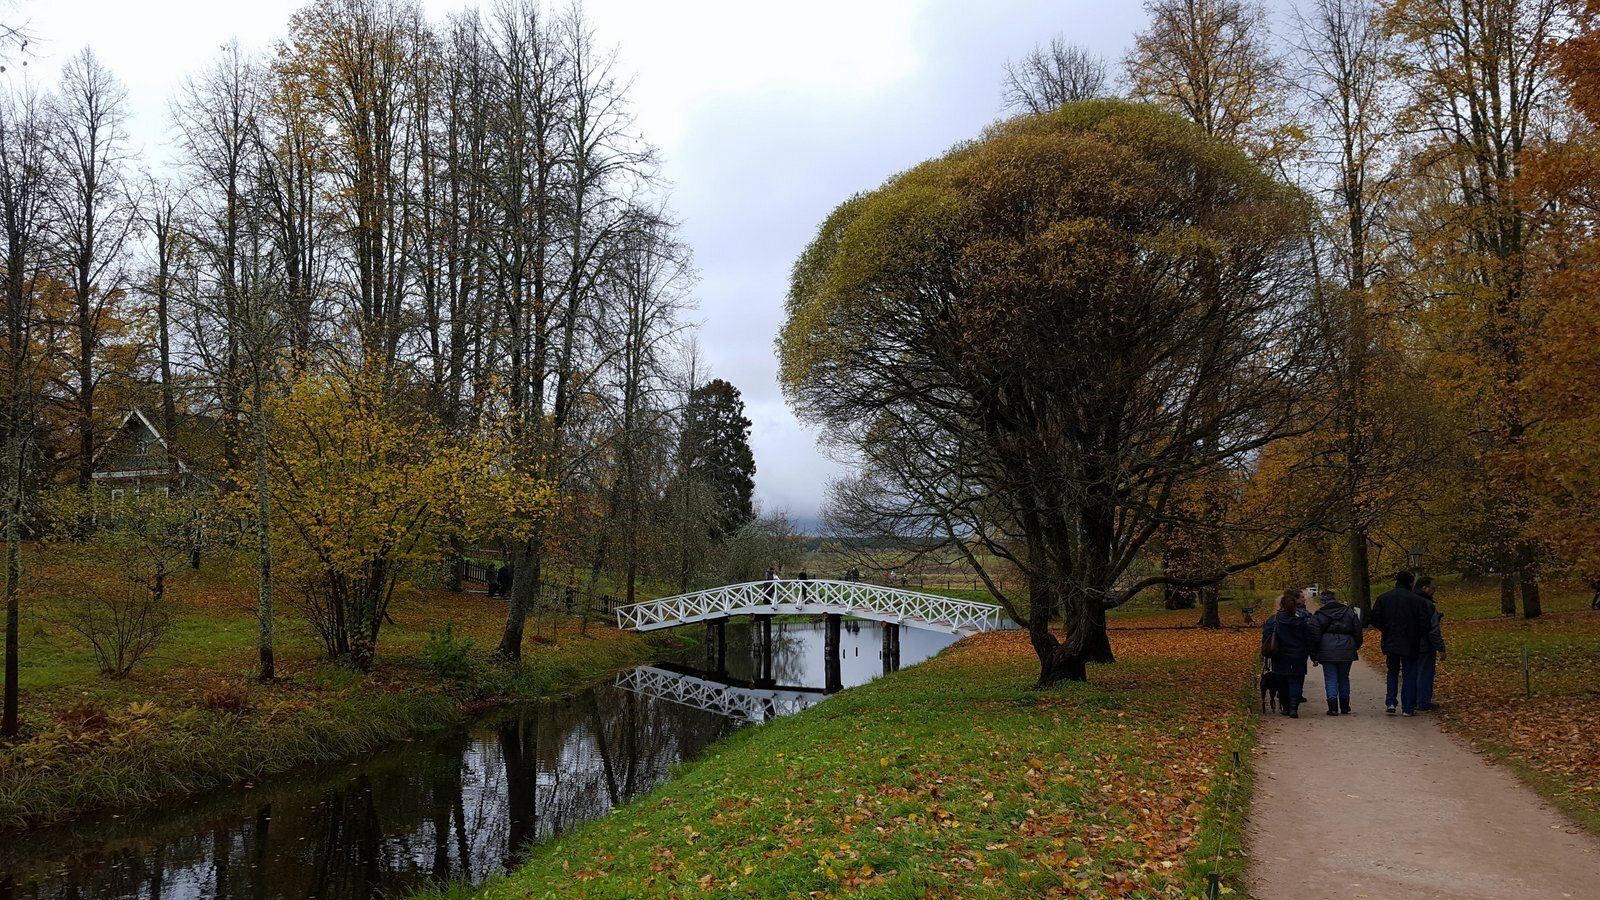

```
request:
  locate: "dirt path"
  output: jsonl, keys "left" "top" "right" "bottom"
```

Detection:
{"left": 1246, "top": 658, "right": 1600, "bottom": 899}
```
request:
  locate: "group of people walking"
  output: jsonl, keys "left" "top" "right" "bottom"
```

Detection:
{"left": 1259, "top": 571, "right": 1445, "bottom": 718}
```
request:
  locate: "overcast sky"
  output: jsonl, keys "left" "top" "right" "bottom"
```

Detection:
{"left": 7, "top": 0, "right": 1159, "bottom": 530}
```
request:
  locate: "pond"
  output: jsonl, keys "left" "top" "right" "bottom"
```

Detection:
{"left": 0, "top": 620, "right": 957, "bottom": 899}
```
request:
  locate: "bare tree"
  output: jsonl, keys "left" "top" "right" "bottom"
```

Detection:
{"left": 0, "top": 1, "right": 30, "bottom": 74}
{"left": 0, "top": 85, "right": 52, "bottom": 736}
{"left": 136, "top": 174, "right": 188, "bottom": 448}
{"left": 51, "top": 48, "right": 135, "bottom": 489}
{"left": 1125, "top": 0, "right": 1286, "bottom": 155}
{"left": 1001, "top": 36, "right": 1109, "bottom": 113}
{"left": 1291, "top": 0, "right": 1428, "bottom": 620}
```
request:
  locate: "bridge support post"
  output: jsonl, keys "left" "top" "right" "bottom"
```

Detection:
{"left": 881, "top": 623, "right": 900, "bottom": 674}
{"left": 753, "top": 614, "right": 774, "bottom": 687}
{"left": 704, "top": 618, "right": 728, "bottom": 675}
{"left": 824, "top": 613, "right": 843, "bottom": 693}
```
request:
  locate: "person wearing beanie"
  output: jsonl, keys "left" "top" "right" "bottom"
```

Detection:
{"left": 1370, "top": 571, "right": 1432, "bottom": 716}
{"left": 1310, "top": 590, "right": 1363, "bottom": 715}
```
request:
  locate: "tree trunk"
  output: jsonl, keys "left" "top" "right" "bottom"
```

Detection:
{"left": 4, "top": 357, "right": 24, "bottom": 736}
{"left": 1198, "top": 586, "right": 1221, "bottom": 628}
{"left": 1348, "top": 527, "right": 1372, "bottom": 624}
{"left": 496, "top": 540, "right": 540, "bottom": 661}
{"left": 1500, "top": 572, "right": 1517, "bottom": 617}
{"left": 2, "top": 505, "right": 17, "bottom": 738}
{"left": 1029, "top": 579, "right": 1114, "bottom": 687}
{"left": 1520, "top": 569, "right": 1542, "bottom": 620}
{"left": 254, "top": 374, "right": 274, "bottom": 682}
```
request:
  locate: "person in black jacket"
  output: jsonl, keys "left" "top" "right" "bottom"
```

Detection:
{"left": 1414, "top": 577, "right": 1447, "bottom": 711}
{"left": 1262, "top": 589, "right": 1316, "bottom": 718}
{"left": 1371, "top": 571, "right": 1431, "bottom": 716}
{"left": 1311, "top": 590, "right": 1363, "bottom": 715}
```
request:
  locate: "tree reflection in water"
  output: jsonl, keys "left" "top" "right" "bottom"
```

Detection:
{"left": 0, "top": 621, "right": 953, "bottom": 899}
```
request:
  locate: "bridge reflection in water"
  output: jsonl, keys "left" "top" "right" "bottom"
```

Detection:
{"left": 623, "top": 617, "right": 959, "bottom": 724}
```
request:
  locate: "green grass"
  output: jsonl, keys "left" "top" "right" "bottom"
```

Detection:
{"left": 0, "top": 544, "right": 674, "bottom": 829}
{"left": 424, "top": 623, "right": 1259, "bottom": 899}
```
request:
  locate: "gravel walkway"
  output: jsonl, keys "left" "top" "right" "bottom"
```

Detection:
{"left": 1246, "top": 657, "right": 1600, "bottom": 898}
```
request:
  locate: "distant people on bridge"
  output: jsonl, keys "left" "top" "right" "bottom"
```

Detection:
{"left": 763, "top": 567, "right": 777, "bottom": 603}
{"left": 1414, "top": 576, "right": 1447, "bottom": 711}
{"left": 498, "top": 563, "right": 515, "bottom": 600}
{"left": 797, "top": 569, "right": 809, "bottom": 600}
{"left": 1372, "top": 571, "right": 1432, "bottom": 716}
{"left": 488, "top": 563, "right": 504, "bottom": 597}
{"left": 1310, "top": 590, "right": 1363, "bottom": 716}
{"left": 1261, "top": 589, "right": 1315, "bottom": 718}
{"left": 565, "top": 581, "right": 576, "bottom": 613}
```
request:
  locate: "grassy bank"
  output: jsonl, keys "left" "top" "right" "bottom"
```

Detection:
{"left": 431, "top": 619, "right": 1258, "bottom": 899}
{"left": 0, "top": 545, "right": 672, "bottom": 829}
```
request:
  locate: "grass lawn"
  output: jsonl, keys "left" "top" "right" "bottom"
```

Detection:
{"left": 435, "top": 619, "right": 1259, "bottom": 899}
{"left": 0, "top": 544, "right": 672, "bottom": 829}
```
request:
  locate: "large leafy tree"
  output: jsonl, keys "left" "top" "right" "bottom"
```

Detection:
{"left": 780, "top": 101, "right": 1323, "bottom": 686}
{"left": 1521, "top": 0, "right": 1600, "bottom": 576}
{"left": 1383, "top": 0, "right": 1567, "bottom": 617}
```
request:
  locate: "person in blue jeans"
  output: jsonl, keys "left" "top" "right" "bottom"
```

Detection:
{"left": 1414, "top": 576, "right": 1447, "bottom": 710}
{"left": 1310, "top": 590, "right": 1363, "bottom": 715}
{"left": 1261, "top": 590, "right": 1316, "bottom": 718}
{"left": 1371, "top": 571, "right": 1431, "bottom": 716}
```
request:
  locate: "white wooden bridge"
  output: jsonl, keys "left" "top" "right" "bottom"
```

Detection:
{"left": 613, "top": 579, "right": 1009, "bottom": 635}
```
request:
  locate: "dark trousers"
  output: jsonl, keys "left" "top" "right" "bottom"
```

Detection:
{"left": 1385, "top": 654, "right": 1421, "bottom": 713}
{"left": 1277, "top": 674, "right": 1304, "bottom": 714}
{"left": 1417, "top": 651, "right": 1438, "bottom": 709}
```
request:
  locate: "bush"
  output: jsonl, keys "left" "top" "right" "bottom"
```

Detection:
{"left": 60, "top": 588, "right": 172, "bottom": 679}
{"left": 420, "top": 622, "right": 476, "bottom": 682}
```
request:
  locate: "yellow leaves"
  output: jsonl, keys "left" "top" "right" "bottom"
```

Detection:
{"left": 267, "top": 362, "right": 558, "bottom": 572}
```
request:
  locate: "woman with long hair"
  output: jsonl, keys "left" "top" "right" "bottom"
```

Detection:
{"left": 1262, "top": 588, "right": 1316, "bottom": 717}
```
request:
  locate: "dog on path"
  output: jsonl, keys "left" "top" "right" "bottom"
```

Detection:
{"left": 1260, "top": 669, "right": 1283, "bottom": 713}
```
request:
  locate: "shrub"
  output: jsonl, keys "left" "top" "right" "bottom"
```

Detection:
{"left": 420, "top": 622, "right": 476, "bottom": 682}
{"left": 60, "top": 587, "right": 172, "bottom": 679}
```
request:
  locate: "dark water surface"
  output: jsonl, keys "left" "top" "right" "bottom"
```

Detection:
{"left": 0, "top": 621, "right": 956, "bottom": 899}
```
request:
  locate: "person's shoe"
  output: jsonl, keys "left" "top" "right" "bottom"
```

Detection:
{"left": 1289, "top": 707, "right": 1299, "bottom": 719}
{"left": 1327, "top": 700, "right": 1339, "bottom": 716}
{"left": 1386, "top": 705, "right": 1397, "bottom": 715}
{"left": 1402, "top": 710, "right": 1416, "bottom": 717}
{"left": 1340, "top": 700, "right": 1352, "bottom": 715}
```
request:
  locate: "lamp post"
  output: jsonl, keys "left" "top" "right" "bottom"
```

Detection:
{"left": 1409, "top": 546, "right": 1425, "bottom": 575}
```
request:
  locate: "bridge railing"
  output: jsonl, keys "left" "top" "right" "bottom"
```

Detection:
{"left": 614, "top": 579, "right": 1009, "bottom": 634}
{"left": 615, "top": 666, "right": 822, "bottom": 723}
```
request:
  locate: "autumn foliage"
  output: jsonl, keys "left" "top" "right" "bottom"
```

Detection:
{"left": 262, "top": 363, "right": 558, "bottom": 670}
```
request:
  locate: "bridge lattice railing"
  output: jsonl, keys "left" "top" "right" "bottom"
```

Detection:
{"left": 615, "top": 666, "right": 820, "bottom": 723}
{"left": 614, "top": 579, "right": 1008, "bottom": 634}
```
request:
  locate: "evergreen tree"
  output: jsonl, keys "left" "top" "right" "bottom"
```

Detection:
{"left": 679, "top": 379, "right": 756, "bottom": 540}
